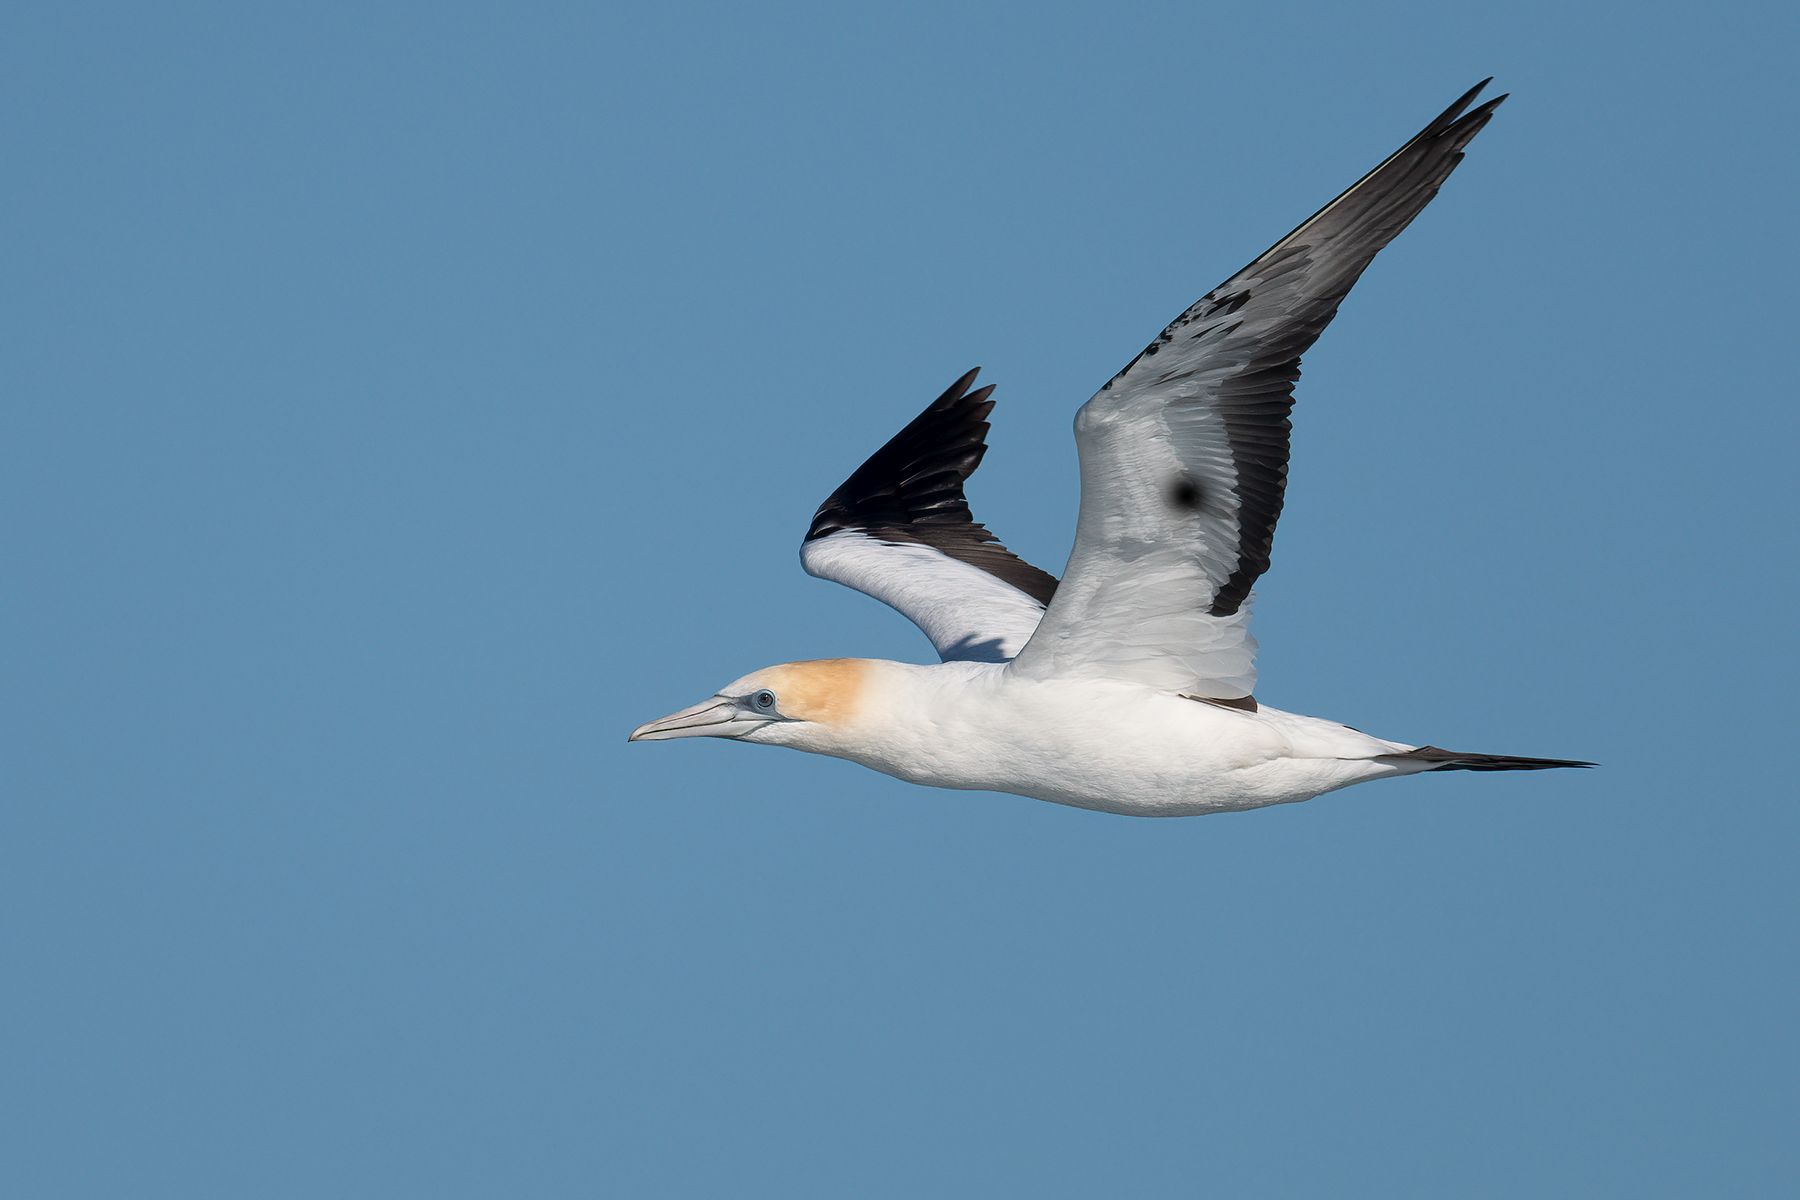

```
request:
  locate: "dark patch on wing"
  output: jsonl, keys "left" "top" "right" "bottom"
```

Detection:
{"left": 1108, "top": 81, "right": 1507, "bottom": 618}
{"left": 1169, "top": 474, "right": 1205, "bottom": 512}
{"left": 806, "top": 368, "right": 1059, "bottom": 606}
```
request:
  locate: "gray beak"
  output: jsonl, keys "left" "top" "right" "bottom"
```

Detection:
{"left": 628, "top": 696, "right": 769, "bottom": 743}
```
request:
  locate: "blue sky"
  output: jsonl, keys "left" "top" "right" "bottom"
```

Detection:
{"left": 5, "top": 1, "right": 1797, "bottom": 1195}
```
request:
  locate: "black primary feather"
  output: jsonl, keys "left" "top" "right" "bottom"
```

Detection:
{"left": 806, "top": 368, "right": 1059, "bottom": 605}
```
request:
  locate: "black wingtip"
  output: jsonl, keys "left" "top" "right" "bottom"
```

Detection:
{"left": 1457, "top": 77, "right": 1494, "bottom": 108}
{"left": 1428, "top": 79, "right": 1490, "bottom": 128}
{"left": 1422, "top": 79, "right": 1509, "bottom": 143}
{"left": 932, "top": 366, "right": 988, "bottom": 411}
{"left": 804, "top": 367, "right": 1060, "bottom": 604}
{"left": 1462, "top": 93, "right": 1509, "bottom": 125}
{"left": 807, "top": 367, "right": 1002, "bottom": 542}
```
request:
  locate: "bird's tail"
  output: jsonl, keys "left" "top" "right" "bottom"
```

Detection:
{"left": 1383, "top": 745, "right": 1596, "bottom": 773}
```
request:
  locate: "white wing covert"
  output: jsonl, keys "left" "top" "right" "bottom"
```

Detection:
{"left": 1010, "top": 81, "right": 1506, "bottom": 700}
{"left": 801, "top": 369, "right": 1058, "bottom": 663}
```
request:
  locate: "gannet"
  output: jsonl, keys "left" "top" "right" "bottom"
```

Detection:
{"left": 630, "top": 80, "right": 1591, "bottom": 817}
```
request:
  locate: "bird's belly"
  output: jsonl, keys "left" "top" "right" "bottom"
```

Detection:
{"left": 857, "top": 691, "right": 1374, "bottom": 817}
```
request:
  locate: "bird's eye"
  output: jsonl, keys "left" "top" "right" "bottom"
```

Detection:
{"left": 751, "top": 690, "right": 777, "bottom": 712}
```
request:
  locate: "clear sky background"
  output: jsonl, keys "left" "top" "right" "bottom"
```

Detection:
{"left": 5, "top": 1, "right": 1797, "bottom": 1195}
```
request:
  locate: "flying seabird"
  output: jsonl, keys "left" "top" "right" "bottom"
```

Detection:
{"left": 630, "top": 80, "right": 1591, "bottom": 817}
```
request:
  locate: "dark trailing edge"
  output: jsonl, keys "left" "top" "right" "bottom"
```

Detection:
{"left": 1107, "top": 79, "right": 1507, "bottom": 618}
{"left": 806, "top": 368, "right": 1059, "bottom": 606}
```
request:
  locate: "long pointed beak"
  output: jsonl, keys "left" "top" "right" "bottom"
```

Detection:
{"left": 628, "top": 697, "right": 767, "bottom": 743}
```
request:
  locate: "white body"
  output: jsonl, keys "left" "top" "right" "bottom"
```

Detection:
{"left": 747, "top": 660, "right": 1421, "bottom": 817}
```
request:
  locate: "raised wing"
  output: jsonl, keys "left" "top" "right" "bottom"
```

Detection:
{"left": 801, "top": 369, "right": 1059, "bottom": 663}
{"left": 1009, "top": 80, "right": 1506, "bottom": 699}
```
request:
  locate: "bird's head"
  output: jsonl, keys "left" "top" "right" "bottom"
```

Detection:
{"left": 628, "top": 658, "right": 874, "bottom": 751}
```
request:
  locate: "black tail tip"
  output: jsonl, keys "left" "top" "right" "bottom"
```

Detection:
{"left": 1397, "top": 745, "right": 1597, "bottom": 773}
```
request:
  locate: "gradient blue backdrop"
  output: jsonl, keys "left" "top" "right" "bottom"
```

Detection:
{"left": 5, "top": 2, "right": 1796, "bottom": 1195}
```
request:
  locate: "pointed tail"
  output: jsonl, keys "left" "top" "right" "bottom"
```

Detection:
{"left": 1385, "top": 745, "right": 1597, "bottom": 773}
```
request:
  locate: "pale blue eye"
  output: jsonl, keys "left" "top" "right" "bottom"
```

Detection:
{"left": 751, "top": 690, "right": 777, "bottom": 712}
